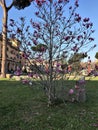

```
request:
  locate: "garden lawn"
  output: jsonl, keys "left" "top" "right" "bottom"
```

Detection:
{"left": 0, "top": 78, "right": 98, "bottom": 130}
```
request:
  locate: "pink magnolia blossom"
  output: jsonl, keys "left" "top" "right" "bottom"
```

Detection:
{"left": 36, "top": 0, "right": 45, "bottom": 6}
{"left": 35, "top": 11, "right": 39, "bottom": 15}
{"left": 71, "top": 45, "right": 78, "bottom": 52}
{"left": 75, "top": 15, "right": 81, "bottom": 22}
{"left": 75, "top": 0, "right": 79, "bottom": 7}
{"left": 89, "top": 37, "right": 94, "bottom": 41}
{"left": 75, "top": 85, "right": 79, "bottom": 89}
{"left": 58, "top": 0, "right": 63, "bottom": 3}
{"left": 92, "top": 123, "right": 98, "bottom": 127}
{"left": 64, "top": 36, "right": 70, "bottom": 41}
{"left": 22, "top": 79, "right": 29, "bottom": 84}
{"left": 86, "top": 23, "right": 93, "bottom": 29}
{"left": 33, "top": 39, "right": 37, "bottom": 45}
{"left": 15, "top": 71, "right": 20, "bottom": 76}
{"left": 56, "top": 69, "right": 62, "bottom": 73}
{"left": 83, "top": 18, "right": 90, "bottom": 22}
{"left": 28, "top": 73, "right": 33, "bottom": 77}
{"left": 69, "top": 89, "right": 74, "bottom": 94}
{"left": 56, "top": 63, "right": 61, "bottom": 67}
{"left": 78, "top": 79, "right": 86, "bottom": 85}
{"left": 28, "top": 42, "right": 31, "bottom": 46}
{"left": 77, "top": 35, "right": 83, "bottom": 41}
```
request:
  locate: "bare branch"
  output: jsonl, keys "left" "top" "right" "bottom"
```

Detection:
{"left": 0, "top": 1, "right": 3, "bottom": 7}
{"left": 7, "top": 1, "right": 14, "bottom": 11}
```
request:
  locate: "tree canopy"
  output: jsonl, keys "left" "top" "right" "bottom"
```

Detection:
{"left": 13, "top": 0, "right": 32, "bottom": 9}
{"left": 95, "top": 52, "right": 98, "bottom": 59}
{"left": 8, "top": 0, "right": 96, "bottom": 106}
{"left": 68, "top": 53, "right": 87, "bottom": 64}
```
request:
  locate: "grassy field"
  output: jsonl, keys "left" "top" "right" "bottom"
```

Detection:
{"left": 0, "top": 78, "right": 98, "bottom": 130}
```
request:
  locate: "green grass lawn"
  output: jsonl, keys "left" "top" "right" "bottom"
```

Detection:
{"left": 0, "top": 78, "right": 98, "bottom": 130}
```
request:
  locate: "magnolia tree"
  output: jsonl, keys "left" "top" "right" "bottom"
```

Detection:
{"left": 9, "top": 0, "right": 96, "bottom": 106}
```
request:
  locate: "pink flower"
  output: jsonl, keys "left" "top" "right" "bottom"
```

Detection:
{"left": 69, "top": 89, "right": 74, "bottom": 94}
{"left": 64, "top": 36, "right": 70, "bottom": 41}
{"left": 75, "top": 0, "right": 79, "bottom": 7}
{"left": 77, "top": 35, "right": 83, "bottom": 41}
{"left": 15, "top": 71, "right": 20, "bottom": 76}
{"left": 75, "top": 16, "right": 81, "bottom": 22}
{"left": 75, "top": 85, "right": 79, "bottom": 89}
{"left": 83, "top": 18, "right": 90, "bottom": 22}
{"left": 78, "top": 79, "right": 86, "bottom": 85}
{"left": 71, "top": 45, "right": 78, "bottom": 52}
{"left": 88, "top": 37, "right": 94, "bottom": 41}
{"left": 35, "top": 11, "right": 39, "bottom": 15}
{"left": 28, "top": 42, "right": 31, "bottom": 46}
{"left": 22, "top": 79, "right": 29, "bottom": 84}
{"left": 28, "top": 73, "right": 33, "bottom": 77}
{"left": 58, "top": 0, "right": 63, "bottom": 3}
{"left": 92, "top": 123, "right": 98, "bottom": 127}
{"left": 36, "top": 0, "right": 42, "bottom": 6}
{"left": 56, "top": 63, "right": 61, "bottom": 67}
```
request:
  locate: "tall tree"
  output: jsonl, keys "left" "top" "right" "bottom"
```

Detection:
{"left": 9, "top": 0, "right": 96, "bottom": 106}
{"left": 0, "top": 0, "right": 32, "bottom": 78}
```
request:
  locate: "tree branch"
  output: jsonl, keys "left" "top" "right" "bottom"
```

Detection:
{"left": 7, "top": 1, "right": 14, "bottom": 11}
{"left": 0, "top": 0, "right": 6, "bottom": 9}
{"left": 0, "top": 1, "right": 3, "bottom": 7}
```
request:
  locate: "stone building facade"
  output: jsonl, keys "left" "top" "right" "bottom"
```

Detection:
{"left": 0, "top": 35, "right": 25, "bottom": 73}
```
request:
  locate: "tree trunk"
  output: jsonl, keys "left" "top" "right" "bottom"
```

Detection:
{"left": 1, "top": 7, "right": 8, "bottom": 78}
{"left": 47, "top": 0, "right": 54, "bottom": 106}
